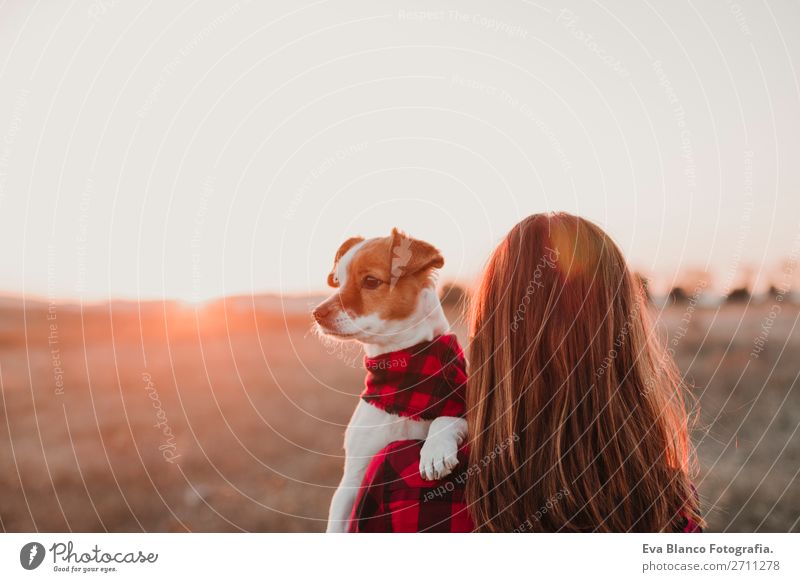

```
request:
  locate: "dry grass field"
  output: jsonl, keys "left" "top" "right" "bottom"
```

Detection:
{"left": 0, "top": 295, "right": 798, "bottom": 532}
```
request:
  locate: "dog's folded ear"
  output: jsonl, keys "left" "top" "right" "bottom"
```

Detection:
{"left": 327, "top": 236, "right": 365, "bottom": 287}
{"left": 390, "top": 228, "right": 444, "bottom": 285}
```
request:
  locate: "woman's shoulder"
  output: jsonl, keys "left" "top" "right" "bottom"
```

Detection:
{"left": 677, "top": 513, "right": 703, "bottom": 533}
{"left": 349, "top": 440, "right": 702, "bottom": 533}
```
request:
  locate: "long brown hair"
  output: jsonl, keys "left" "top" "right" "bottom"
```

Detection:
{"left": 465, "top": 213, "right": 702, "bottom": 532}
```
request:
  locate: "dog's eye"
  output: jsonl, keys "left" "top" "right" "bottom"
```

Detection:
{"left": 362, "top": 276, "right": 383, "bottom": 290}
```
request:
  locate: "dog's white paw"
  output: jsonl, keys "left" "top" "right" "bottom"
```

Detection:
{"left": 419, "top": 437, "right": 459, "bottom": 481}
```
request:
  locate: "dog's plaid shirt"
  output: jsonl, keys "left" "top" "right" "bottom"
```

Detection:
{"left": 361, "top": 333, "right": 467, "bottom": 420}
{"left": 348, "top": 441, "right": 704, "bottom": 533}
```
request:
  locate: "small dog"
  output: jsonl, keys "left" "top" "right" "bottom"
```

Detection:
{"left": 314, "top": 229, "right": 468, "bottom": 533}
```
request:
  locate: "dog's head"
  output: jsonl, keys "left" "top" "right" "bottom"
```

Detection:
{"left": 313, "top": 228, "right": 446, "bottom": 348}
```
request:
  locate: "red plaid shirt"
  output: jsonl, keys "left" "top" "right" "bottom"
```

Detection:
{"left": 349, "top": 440, "right": 473, "bottom": 532}
{"left": 362, "top": 334, "right": 467, "bottom": 420}
{"left": 348, "top": 441, "right": 703, "bottom": 533}
{"left": 351, "top": 334, "right": 701, "bottom": 533}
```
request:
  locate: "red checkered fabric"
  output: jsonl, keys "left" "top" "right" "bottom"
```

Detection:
{"left": 361, "top": 334, "right": 467, "bottom": 420}
{"left": 348, "top": 440, "right": 473, "bottom": 533}
{"left": 348, "top": 441, "right": 703, "bottom": 533}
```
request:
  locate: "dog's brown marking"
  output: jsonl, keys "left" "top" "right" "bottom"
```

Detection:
{"left": 327, "top": 236, "right": 365, "bottom": 287}
{"left": 324, "top": 230, "right": 444, "bottom": 323}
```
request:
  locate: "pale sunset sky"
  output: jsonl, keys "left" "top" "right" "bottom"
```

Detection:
{"left": 1, "top": 0, "right": 799, "bottom": 302}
